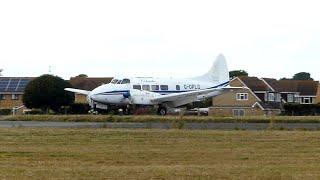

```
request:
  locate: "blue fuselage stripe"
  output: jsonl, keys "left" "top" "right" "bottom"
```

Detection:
{"left": 97, "top": 81, "right": 230, "bottom": 96}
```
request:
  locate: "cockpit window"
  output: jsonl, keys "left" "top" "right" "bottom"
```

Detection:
{"left": 117, "top": 80, "right": 123, "bottom": 84}
{"left": 111, "top": 79, "right": 120, "bottom": 84}
{"left": 121, "top": 79, "right": 131, "bottom": 84}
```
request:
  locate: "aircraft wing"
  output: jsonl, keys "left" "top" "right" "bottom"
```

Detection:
{"left": 150, "top": 88, "right": 223, "bottom": 107}
{"left": 65, "top": 88, "right": 90, "bottom": 95}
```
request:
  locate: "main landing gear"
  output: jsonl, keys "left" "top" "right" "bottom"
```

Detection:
{"left": 157, "top": 106, "right": 167, "bottom": 116}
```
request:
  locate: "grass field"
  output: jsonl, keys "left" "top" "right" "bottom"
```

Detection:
{"left": 2, "top": 115, "right": 320, "bottom": 123}
{"left": 0, "top": 129, "right": 319, "bottom": 179}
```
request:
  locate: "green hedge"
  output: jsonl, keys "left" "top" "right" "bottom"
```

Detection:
{"left": 0, "top": 109, "right": 11, "bottom": 115}
{"left": 283, "top": 104, "right": 320, "bottom": 116}
{"left": 2, "top": 115, "right": 320, "bottom": 123}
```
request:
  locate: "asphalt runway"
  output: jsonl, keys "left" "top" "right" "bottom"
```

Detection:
{"left": 0, "top": 121, "right": 320, "bottom": 130}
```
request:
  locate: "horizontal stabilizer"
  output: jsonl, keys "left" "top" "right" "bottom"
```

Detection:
{"left": 65, "top": 88, "right": 90, "bottom": 95}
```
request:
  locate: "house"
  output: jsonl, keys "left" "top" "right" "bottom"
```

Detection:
{"left": 209, "top": 76, "right": 282, "bottom": 117}
{"left": 0, "top": 77, "right": 34, "bottom": 110}
{"left": 69, "top": 77, "right": 113, "bottom": 103}
{"left": 263, "top": 78, "right": 320, "bottom": 104}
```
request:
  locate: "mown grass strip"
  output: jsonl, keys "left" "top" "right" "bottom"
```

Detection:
{"left": 1, "top": 115, "right": 320, "bottom": 123}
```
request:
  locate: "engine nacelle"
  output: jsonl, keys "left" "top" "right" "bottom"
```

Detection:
{"left": 129, "top": 89, "right": 161, "bottom": 105}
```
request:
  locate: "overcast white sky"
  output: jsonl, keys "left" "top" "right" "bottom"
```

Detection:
{"left": 0, "top": 0, "right": 319, "bottom": 80}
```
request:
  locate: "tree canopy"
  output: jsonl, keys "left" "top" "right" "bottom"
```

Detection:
{"left": 229, "top": 70, "right": 248, "bottom": 79}
{"left": 76, "top": 74, "right": 88, "bottom": 78}
{"left": 292, "top": 72, "right": 313, "bottom": 81}
{"left": 23, "top": 74, "right": 75, "bottom": 112}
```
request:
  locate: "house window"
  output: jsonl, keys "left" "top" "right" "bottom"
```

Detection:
{"left": 275, "top": 93, "right": 281, "bottom": 102}
{"left": 287, "top": 94, "right": 294, "bottom": 103}
{"left": 302, "top": 97, "right": 312, "bottom": 104}
{"left": 0, "top": 94, "right": 5, "bottom": 100}
{"left": 160, "top": 85, "right": 169, "bottom": 91}
{"left": 268, "top": 93, "right": 275, "bottom": 102}
{"left": 176, "top": 85, "right": 180, "bottom": 91}
{"left": 142, "top": 85, "right": 150, "bottom": 91}
{"left": 151, "top": 85, "right": 159, "bottom": 91}
{"left": 236, "top": 93, "right": 248, "bottom": 100}
{"left": 12, "top": 94, "right": 19, "bottom": 100}
{"left": 233, "top": 109, "right": 245, "bottom": 117}
{"left": 133, "top": 85, "right": 141, "bottom": 90}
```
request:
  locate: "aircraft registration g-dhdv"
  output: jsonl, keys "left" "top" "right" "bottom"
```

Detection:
{"left": 65, "top": 54, "right": 234, "bottom": 115}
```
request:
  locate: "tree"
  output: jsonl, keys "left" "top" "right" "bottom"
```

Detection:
{"left": 293, "top": 72, "right": 313, "bottom": 81}
{"left": 76, "top": 74, "right": 88, "bottom": 78}
{"left": 229, "top": 70, "right": 248, "bottom": 79}
{"left": 0, "top": 69, "right": 3, "bottom": 76}
{"left": 23, "top": 74, "right": 75, "bottom": 112}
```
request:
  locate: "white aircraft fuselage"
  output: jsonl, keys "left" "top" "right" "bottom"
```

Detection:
{"left": 89, "top": 77, "right": 229, "bottom": 107}
{"left": 65, "top": 54, "right": 231, "bottom": 115}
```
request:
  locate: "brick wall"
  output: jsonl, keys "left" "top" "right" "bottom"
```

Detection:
{"left": 0, "top": 94, "right": 24, "bottom": 109}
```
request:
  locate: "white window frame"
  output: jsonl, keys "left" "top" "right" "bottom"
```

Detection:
{"left": 302, "top": 97, "right": 312, "bottom": 104}
{"left": 0, "top": 94, "right": 5, "bottom": 100}
{"left": 268, "top": 93, "right": 275, "bottom": 102}
{"left": 287, "top": 94, "right": 294, "bottom": 103}
{"left": 12, "top": 94, "right": 19, "bottom": 100}
{"left": 236, "top": 93, "right": 248, "bottom": 101}
{"left": 233, "top": 109, "right": 245, "bottom": 117}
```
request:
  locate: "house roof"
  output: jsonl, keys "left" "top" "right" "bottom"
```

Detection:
{"left": 69, "top": 77, "right": 113, "bottom": 91}
{"left": 0, "top": 77, "right": 34, "bottom": 93}
{"left": 263, "top": 78, "right": 319, "bottom": 96}
{"left": 238, "top": 76, "right": 271, "bottom": 91}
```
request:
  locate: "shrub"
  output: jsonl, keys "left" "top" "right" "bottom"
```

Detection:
{"left": 68, "top": 103, "right": 90, "bottom": 114}
{"left": 283, "top": 104, "right": 320, "bottom": 116}
{"left": 24, "top": 109, "right": 45, "bottom": 115}
{"left": 0, "top": 109, "right": 12, "bottom": 115}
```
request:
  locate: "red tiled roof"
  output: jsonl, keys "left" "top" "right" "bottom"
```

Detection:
{"left": 263, "top": 78, "right": 319, "bottom": 96}
{"left": 69, "top": 77, "right": 113, "bottom": 91}
{"left": 238, "top": 76, "right": 271, "bottom": 91}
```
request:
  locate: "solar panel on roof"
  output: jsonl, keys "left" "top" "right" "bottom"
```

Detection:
{"left": 0, "top": 77, "right": 32, "bottom": 92}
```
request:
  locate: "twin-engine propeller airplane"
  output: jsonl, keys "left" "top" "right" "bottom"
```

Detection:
{"left": 65, "top": 54, "right": 233, "bottom": 115}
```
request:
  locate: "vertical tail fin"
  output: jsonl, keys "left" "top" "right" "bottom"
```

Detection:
{"left": 194, "top": 54, "right": 229, "bottom": 83}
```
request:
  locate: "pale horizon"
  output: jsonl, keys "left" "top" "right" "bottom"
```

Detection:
{"left": 1, "top": 0, "right": 319, "bottom": 80}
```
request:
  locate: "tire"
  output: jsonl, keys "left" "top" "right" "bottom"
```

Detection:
{"left": 158, "top": 107, "right": 167, "bottom": 116}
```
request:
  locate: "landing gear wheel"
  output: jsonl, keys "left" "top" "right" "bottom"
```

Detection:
{"left": 158, "top": 107, "right": 167, "bottom": 116}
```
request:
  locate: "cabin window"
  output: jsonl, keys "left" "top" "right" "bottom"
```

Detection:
{"left": 12, "top": 94, "right": 19, "bottom": 100}
{"left": 0, "top": 94, "right": 5, "bottom": 100}
{"left": 176, "top": 85, "right": 180, "bottom": 91}
{"left": 151, "top": 85, "right": 159, "bottom": 91}
{"left": 121, "top": 79, "right": 130, "bottom": 84}
{"left": 142, "top": 85, "right": 150, "bottom": 91}
{"left": 160, "top": 85, "right": 169, "bottom": 91}
{"left": 133, "top": 85, "right": 141, "bottom": 90}
{"left": 233, "top": 109, "right": 245, "bottom": 117}
{"left": 236, "top": 93, "right": 248, "bottom": 100}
